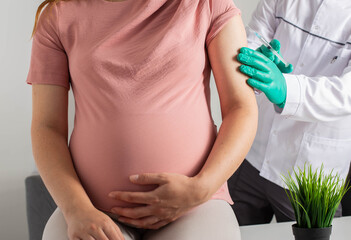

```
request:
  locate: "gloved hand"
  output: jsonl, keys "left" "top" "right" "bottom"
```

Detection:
{"left": 237, "top": 47, "right": 287, "bottom": 108}
{"left": 256, "top": 39, "right": 293, "bottom": 74}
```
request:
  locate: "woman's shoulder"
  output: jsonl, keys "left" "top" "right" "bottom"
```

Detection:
{"left": 54, "top": 0, "right": 92, "bottom": 16}
{"left": 55, "top": 0, "right": 88, "bottom": 10}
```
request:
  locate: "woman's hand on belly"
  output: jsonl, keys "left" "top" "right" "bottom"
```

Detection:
{"left": 107, "top": 173, "right": 210, "bottom": 229}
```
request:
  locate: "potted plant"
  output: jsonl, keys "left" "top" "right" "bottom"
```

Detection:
{"left": 282, "top": 164, "right": 350, "bottom": 240}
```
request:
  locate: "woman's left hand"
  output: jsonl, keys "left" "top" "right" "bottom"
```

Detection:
{"left": 107, "top": 173, "right": 209, "bottom": 229}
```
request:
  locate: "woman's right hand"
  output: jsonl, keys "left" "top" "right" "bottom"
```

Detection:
{"left": 64, "top": 206, "right": 125, "bottom": 240}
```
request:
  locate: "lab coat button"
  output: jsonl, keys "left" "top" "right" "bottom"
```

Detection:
{"left": 314, "top": 25, "right": 320, "bottom": 31}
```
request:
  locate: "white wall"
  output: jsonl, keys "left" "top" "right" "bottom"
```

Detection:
{"left": 0, "top": 0, "right": 259, "bottom": 239}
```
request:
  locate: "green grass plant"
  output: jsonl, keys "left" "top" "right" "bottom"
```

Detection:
{"left": 282, "top": 164, "right": 350, "bottom": 228}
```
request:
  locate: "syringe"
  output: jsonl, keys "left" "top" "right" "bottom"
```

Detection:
{"left": 248, "top": 27, "right": 290, "bottom": 68}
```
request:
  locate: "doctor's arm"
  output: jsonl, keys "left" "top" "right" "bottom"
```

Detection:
{"left": 281, "top": 58, "right": 351, "bottom": 122}
{"left": 246, "top": 0, "right": 293, "bottom": 73}
{"left": 246, "top": 0, "right": 278, "bottom": 50}
{"left": 238, "top": 48, "right": 351, "bottom": 122}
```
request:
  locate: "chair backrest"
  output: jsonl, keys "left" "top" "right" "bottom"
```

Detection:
{"left": 25, "top": 175, "right": 57, "bottom": 240}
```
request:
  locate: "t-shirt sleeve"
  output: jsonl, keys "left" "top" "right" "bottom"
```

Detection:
{"left": 26, "top": 3, "right": 70, "bottom": 90}
{"left": 206, "top": 0, "right": 241, "bottom": 47}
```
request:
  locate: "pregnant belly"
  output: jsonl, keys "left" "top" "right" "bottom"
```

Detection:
{"left": 69, "top": 113, "right": 216, "bottom": 211}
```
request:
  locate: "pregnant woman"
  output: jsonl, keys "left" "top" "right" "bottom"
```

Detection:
{"left": 26, "top": 0, "right": 258, "bottom": 239}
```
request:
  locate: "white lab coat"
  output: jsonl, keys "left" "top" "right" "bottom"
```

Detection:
{"left": 245, "top": 0, "right": 351, "bottom": 187}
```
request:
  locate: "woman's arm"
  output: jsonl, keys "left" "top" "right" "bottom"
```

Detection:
{"left": 107, "top": 15, "right": 258, "bottom": 229}
{"left": 31, "top": 84, "right": 125, "bottom": 240}
{"left": 31, "top": 84, "right": 93, "bottom": 215}
{"left": 195, "top": 14, "right": 258, "bottom": 198}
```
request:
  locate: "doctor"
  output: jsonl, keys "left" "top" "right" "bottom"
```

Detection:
{"left": 229, "top": 0, "right": 351, "bottom": 225}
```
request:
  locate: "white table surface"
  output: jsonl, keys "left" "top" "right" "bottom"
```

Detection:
{"left": 240, "top": 216, "right": 351, "bottom": 240}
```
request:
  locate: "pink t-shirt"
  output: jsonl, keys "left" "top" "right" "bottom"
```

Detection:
{"left": 26, "top": 0, "right": 240, "bottom": 211}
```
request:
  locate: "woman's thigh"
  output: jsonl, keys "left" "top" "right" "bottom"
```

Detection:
{"left": 42, "top": 207, "right": 140, "bottom": 240}
{"left": 143, "top": 200, "right": 241, "bottom": 240}
{"left": 42, "top": 208, "right": 69, "bottom": 240}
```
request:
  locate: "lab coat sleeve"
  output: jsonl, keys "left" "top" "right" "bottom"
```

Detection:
{"left": 246, "top": 0, "right": 279, "bottom": 50}
{"left": 277, "top": 58, "right": 351, "bottom": 122}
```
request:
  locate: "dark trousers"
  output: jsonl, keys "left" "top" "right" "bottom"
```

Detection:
{"left": 341, "top": 163, "right": 351, "bottom": 216}
{"left": 228, "top": 159, "right": 342, "bottom": 226}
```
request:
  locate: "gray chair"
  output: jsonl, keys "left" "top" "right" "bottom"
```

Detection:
{"left": 25, "top": 175, "right": 57, "bottom": 240}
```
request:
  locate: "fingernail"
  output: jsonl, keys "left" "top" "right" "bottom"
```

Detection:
{"left": 108, "top": 193, "right": 116, "bottom": 198}
{"left": 130, "top": 175, "right": 139, "bottom": 181}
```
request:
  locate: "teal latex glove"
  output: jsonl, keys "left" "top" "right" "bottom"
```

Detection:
{"left": 256, "top": 39, "right": 293, "bottom": 74}
{"left": 237, "top": 47, "right": 287, "bottom": 108}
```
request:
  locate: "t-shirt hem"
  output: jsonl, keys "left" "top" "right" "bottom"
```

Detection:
{"left": 26, "top": 71, "right": 70, "bottom": 90}
{"left": 26, "top": 80, "right": 70, "bottom": 91}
